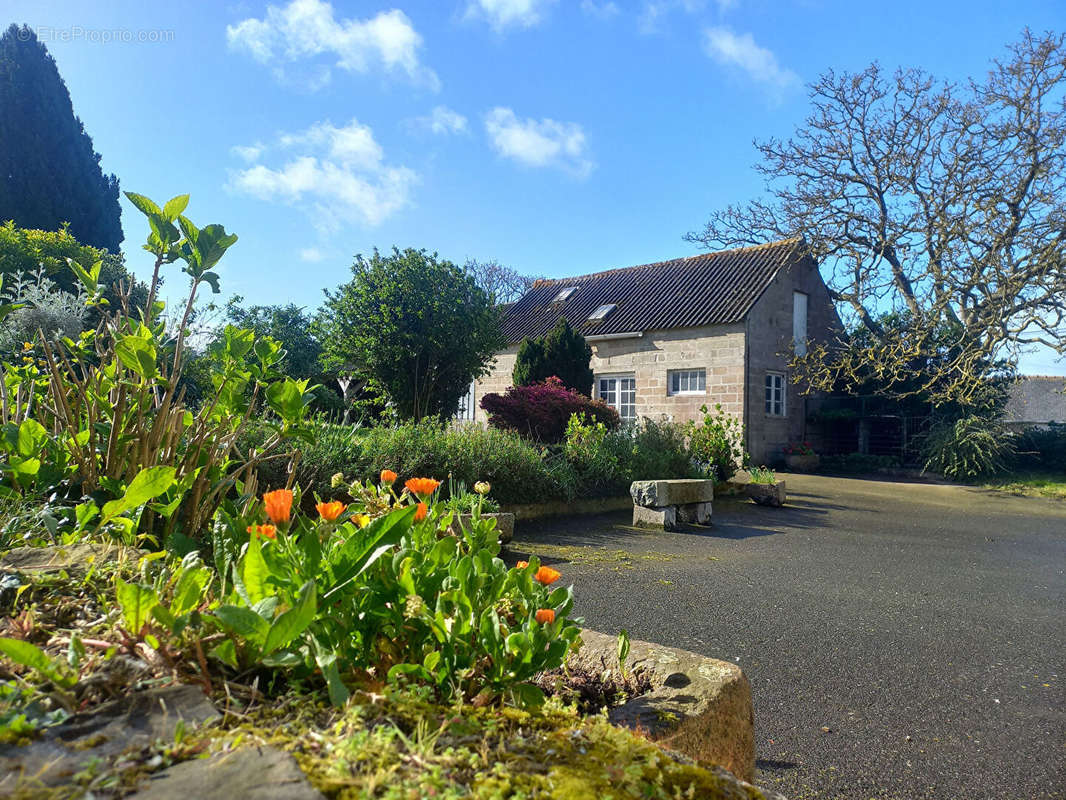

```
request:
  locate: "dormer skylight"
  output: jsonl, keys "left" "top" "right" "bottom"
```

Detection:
{"left": 588, "top": 303, "right": 617, "bottom": 322}
{"left": 553, "top": 286, "right": 578, "bottom": 302}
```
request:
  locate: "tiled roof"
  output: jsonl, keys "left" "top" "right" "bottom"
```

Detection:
{"left": 501, "top": 238, "right": 805, "bottom": 343}
{"left": 1002, "top": 376, "right": 1066, "bottom": 424}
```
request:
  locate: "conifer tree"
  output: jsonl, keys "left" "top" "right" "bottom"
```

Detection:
{"left": 512, "top": 318, "right": 594, "bottom": 395}
{"left": 0, "top": 24, "right": 123, "bottom": 252}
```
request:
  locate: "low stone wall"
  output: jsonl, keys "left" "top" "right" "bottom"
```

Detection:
{"left": 502, "top": 495, "right": 632, "bottom": 521}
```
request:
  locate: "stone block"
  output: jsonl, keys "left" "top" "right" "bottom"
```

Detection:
{"left": 129, "top": 747, "right": 324, "bottom": 800}
{"left": 677, "top": 501, "right": 713, "bottom": 524}
{"left": 745, "top": 481, "right": 786, "bottom": 507}
{"left": 630, "top": 479, "right": 714, "bottom": 508}
{"left": 632, "top": 504, "right": 678, "bottom": 531}
{"left": 572, "top": 629, "right": 757, "bottom": 784}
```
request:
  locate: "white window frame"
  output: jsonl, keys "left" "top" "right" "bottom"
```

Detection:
{"left": 765, "top": 372, "right": 786, "bottom": 417}
{"left": 597, "top": 373, "right": 637, "bottom": 420}
{"left": 668, "top": 368, "right": 707, "bottom": 396}
{"left": 793, "top": 291, "right": 809, "bottom": 356}
{"left": 455, "top": 380, "right": 476, "bottom": 421}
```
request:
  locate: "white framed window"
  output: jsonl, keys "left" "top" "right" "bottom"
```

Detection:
{"left": 793, "top": 291, "right": 808, "bottom": 356}
{"left": 553, "top": 286, "right": 577, "bottom": 302}
{"left": 455, "top": 380, "right": 476, "bottom": 421}
{"left": 588, "top": 303, "right": 616, "bottom": 321}
{"left": 597, "top": 374, "right": 636, "bottom": 420}
{"left": 765, "top": 372, "right": 786, "bottom": 417}
{"left": 668, "top": 369, "right": 706, "bottom": 396}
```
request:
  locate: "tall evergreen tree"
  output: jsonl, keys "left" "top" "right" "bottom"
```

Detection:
{"left": 0, "top": 24, "right": 123, "bottom": 252}
{"left": 512, "top": 318, "right": 594, "bottom": 395}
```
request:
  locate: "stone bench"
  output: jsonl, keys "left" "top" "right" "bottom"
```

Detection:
{"left": 630, "top": 479, "right": 713, "bottom": 531}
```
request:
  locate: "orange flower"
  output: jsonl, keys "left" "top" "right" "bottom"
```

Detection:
{"left": 263, "top": 489, "right": 293, "bottom": 524}
{"left": 380, "top": 469, "right": 398, "bottom": 485}
{"left": 316, "top": 501, "right": 346, "bottom": 522}
{"left": 404, "top": 477, "right": 441, "bottom": 498}
{"left": 534, "top": 566, "right": 561, "bottom": 585}
{"left": 515, "top": 561, "right": 529, "bottom": 569}
{"left": 246, "top": 524, "right": 277, "bottom": 540}
{"left": 414, "top": 501, "right": 428, "bottom": 522}
{"left": 535, "top": 608, "right": 556, "bottom": 624}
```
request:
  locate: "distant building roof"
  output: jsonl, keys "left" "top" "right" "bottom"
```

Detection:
{"left": 1002, "top": 376, "right": 1066, "bottom": 424}
{"left": 500, "top": 238, "right": 806, "bottom": 343}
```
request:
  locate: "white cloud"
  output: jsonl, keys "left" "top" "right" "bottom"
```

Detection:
{"left": 416, "top": 105, "right": 469, "bottom": 135}
{"left": 227, "top": 0, "right": 439, "bottom": 90}
{"left": 465, "top": 0, "right": 557, "bottom": 31}
{"left": 703, "top": 26, "right": 799, "bottom": 96}
{"left": 300, "top": 247, "right": 325, "bottom": 262}
{"left": 231, "top": 142, "right": 265, "bottom": 162}
{"left": 484, "top": 107, "right": 593, "bottom": 177}
{"left": 638, "top": 0, "right": 705, "bottom": 33}
{"left": 229, "top": 119, "right": 417, "bottom": 229}
{"left": 580, "top": 1, "right": 620, "bottom": 19}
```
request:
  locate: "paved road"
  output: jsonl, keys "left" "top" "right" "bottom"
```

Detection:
{"left": 507, "top": 475, "right": 1065, "bottom": 800}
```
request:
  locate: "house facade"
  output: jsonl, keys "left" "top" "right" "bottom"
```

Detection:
{"left": 470, "top": 238, "right": 840, "bottom": 464}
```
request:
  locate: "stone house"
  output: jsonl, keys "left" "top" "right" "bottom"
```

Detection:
{"left": 1001, "top": 376, "right": 1066, "bottom": 430}
{"left": 467, "top": 237, "right": 841, "bottom": 463}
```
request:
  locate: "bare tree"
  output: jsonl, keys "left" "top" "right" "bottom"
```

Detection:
{"left": 465, "top": 259, "right": 542, "bottom": 305}
{"left": 686, "top": 29, "right": 1066, "bottom": 406}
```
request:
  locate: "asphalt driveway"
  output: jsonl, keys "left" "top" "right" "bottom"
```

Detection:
{"left": 506, "top": 474, "right": 1065, "bottom": 800}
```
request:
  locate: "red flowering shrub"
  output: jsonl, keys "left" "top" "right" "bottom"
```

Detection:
{"left": 481, "top": 376, "right": 620, "bottom": 442}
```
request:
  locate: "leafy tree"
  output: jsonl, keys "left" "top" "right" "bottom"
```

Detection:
{"left": 513, "top": 318, "right": 594, "bottom": 395}
{"left": 318, "top": 247, "right": 503, "bottom": 420}
{"left": 0, "top": 25, "right": 123, "bottom": 252}
{"left": 686, "top": 29, "right": 1066, "bottom": 407}
{"left": 223, "top": 298, "right": 322, "bottom": 380}
{"left": 464, "top": 259, "right": 541, "bottom": 305}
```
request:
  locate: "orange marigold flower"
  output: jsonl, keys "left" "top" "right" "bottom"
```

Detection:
{"left": 534, "top": 566, "right": 561, "bottom": 585}
{"left": 316, "top": 501, "right": 346, "bottom": 522}
{"left": 515, "top": 561, "right": 529, "bottom": 569}
{"left": 246, "top": 524, "right": 277, "bottom": 540}
{"left": 535, "top": 608, "right": 556, "bottom": 624}
{"left": 263, "top": 489, "right": 293, "bottom": 524}
{"left": 404, "top": 477, "right": 441, "bottom": 498}
{"left": 414, "top": 501, "right": 428, "bottom": 522}
{"left": 380, "top": 469, "right": 398, "bottom": 485}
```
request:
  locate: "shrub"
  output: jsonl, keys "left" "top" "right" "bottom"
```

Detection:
{"left": 687, "top": 404, "right": 748, "bottom": 482}
{"left": 923, "top": 415, "right": 1016, "bottom": 480}
{"left": 482, "top": 377, "right": 619, "bottom": 442}
{"left": 1013, "top": 422, "right": 1066, "bottom": 472}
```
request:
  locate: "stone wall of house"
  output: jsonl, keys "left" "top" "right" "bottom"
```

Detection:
{"left": 744, "top": 254, "right": 841, "bottom": 463}
{"left": 472, "top": 325, "right": 746, "bottom": 426}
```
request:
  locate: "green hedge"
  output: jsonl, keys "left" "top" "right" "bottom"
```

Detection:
{"left": 250, "top": 417, "right": 697, "bottom": 506}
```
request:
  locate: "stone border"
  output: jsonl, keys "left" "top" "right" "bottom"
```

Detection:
{"left": 501, "top": 495, "right": 632, "bottom": 521}
{"left": 573, "top": 629, "right": 756, "bottom": 784}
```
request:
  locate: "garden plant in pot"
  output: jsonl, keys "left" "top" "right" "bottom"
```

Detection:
{"left": 783, "top": 442, "right": 820, "bottom": 472}
{"left": 745, "top": 466, "right": 786, "bottom": 507}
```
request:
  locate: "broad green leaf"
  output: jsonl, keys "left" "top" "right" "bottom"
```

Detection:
{"left": 222, "top": 325, "right": 255, "bottom": 360}
{"left": 0, "top": 637, "right": 76, "bottom": 689}
{"left": 263, "top": 581, "right": 316, "bottom": 654}
{"left": 209, "top": 639, "right": 238, "bottom": 669}
{"left": 101, "top": 466, "right": 176, "bottom": 523}
{"left": 316, "top": 651, "right": 349, "bottom": 707}
{"left": 265, "top": 379, "right": 308, "bottom": 422}
{"left": 200, "top": 271, "right": 221, "bottom": 294}
{"left": 115, "top": 579, "right": 159, "bottom": 635}
{"left": 171, "top": 563, "right": 212, "bottom": 618}
{"left": 114, "top": 335, "right": 158, "bottom": 379}
{"left": 67, "top": 258, "right": 101, "bottom": 294}
{"left": 322, "top": 506, "right": 414, "bottom": 598}
{"left": 241, "top": 532, "right": 269, "bottom": 605}
{"left": 162, "top": 194, "right": 190, "bottom": 220}
{"left": 213, "top": 605, "right": 269, "bottom": 645}
{"left": 124, "top": 191, "right": 163, "bottom": 217}
{"left": 15, "top": 419, "right": 46, "bottom": 458}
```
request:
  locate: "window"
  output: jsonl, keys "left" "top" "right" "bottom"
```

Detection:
{"left": 793, "top": 291, "right": 808, "bottom": 356}
{"left": 553, "top": 286, "right": 577, "bottom": 302}
{"left": 669, "top": 369, "right": 706, "bottom": 395}
{"left": 597, "top": 375, "right": 636, "bottom": 420}
{"left": 765, "top": 372, "right": 786, "bottom": 417}
{"left": 455, "top": 380, "right": 476, "bottom": 421}
{"left": 588, "top": 303, "right": 616, "bottom": 321}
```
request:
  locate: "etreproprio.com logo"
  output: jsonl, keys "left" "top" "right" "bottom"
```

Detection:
{"left": 18, "top": 25, "right": 175, "bottom": 44}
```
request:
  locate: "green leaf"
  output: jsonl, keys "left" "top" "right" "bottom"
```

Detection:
{"left": 265, "top": 379, "right": 309, "bottom": 422}
{"left": 200, "top": 271, "right": 221, "bottom": 294}
{"left": 263, "top": 580, "right": 316, "bottom": 654}
{"left": 101, "top": 466, "right": 176, "bottom": 523}
{"left": 213, "top": 605, "right": 269, "bottom": 645}
{"left": 114, "top": 334, "right": 158, "bottom": 379}
{"left": 508, "top": 683, "right": 546, "bottom": 709}
{"left": 15, "top": 419, "right": 46, "bottom": 458}
{"left": 0, "top": 637, "right": 76, "bottom": 689}
{"left": 209, "top": 639, "right": 238, "bottom": 669}
{"left": 115, "top": 579, "right": 159, "bottom": 635}
{"left": 241, "top": 532, "right": 269, "bottom": 605}
{"left": 316, "top": 652, "right": 350, "bottom": 707}
{"left": 163, "top": 194, "right": 190, "bottom": 220}
{"left": 170, "top": 562, "right": 211, "bottom": 618}
{"left": 67, "top": 258, "right": 101, "bottom": 294}
{"left": 125, "top": 192, "right": 163, "bottom": 218}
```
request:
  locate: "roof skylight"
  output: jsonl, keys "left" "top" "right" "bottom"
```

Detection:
{"left": 588, "top": 303, "right": 617, "bottom": 321}
{"left": 553, "top": 286, "right": 578, "bottom": 302}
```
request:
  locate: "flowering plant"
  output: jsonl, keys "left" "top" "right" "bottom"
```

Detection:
{"left": 782, "top": 441, "right": 816, "bottom": 456}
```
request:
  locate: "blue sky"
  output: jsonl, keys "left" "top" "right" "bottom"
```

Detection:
{"left": 6, "top": 0, "right": 1065, "bottom": 374}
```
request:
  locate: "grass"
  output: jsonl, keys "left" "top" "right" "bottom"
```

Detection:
{"left": 982, "top": 471, "right": 1066, "bottom": 500}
